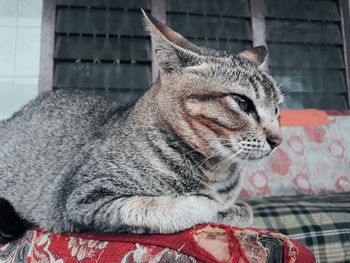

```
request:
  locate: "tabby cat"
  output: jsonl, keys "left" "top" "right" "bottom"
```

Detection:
{"left": 0, "top": 11, "right": 283, "bottom": 243}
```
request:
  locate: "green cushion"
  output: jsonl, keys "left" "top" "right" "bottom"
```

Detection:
{"left": 246, "top": 192, "right": 350, "bottom": 263}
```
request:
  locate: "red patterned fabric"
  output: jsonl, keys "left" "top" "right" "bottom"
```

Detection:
{"left": 0, "top": 224, "right": 315, "bottom": 263}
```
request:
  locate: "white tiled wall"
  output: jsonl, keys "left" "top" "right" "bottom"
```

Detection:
{"left": 0, "top": 0, "right": 42, "bottom": 120}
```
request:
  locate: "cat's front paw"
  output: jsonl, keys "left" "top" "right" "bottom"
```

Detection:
{"left": 215, "top": 201, "right": 253, "bottom": 228}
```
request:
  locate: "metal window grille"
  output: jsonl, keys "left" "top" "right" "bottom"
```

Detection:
{"left": 54, "top": 0, "right": 152, "bottom": 103}
{"left": 166, "top": 0, "right": 253, "bottom": 54}
{"left": 265, "top": 0, "right": 348, "bottom": 109}
{"left": 41, "top": 0, "right": 350, "bottom": 109}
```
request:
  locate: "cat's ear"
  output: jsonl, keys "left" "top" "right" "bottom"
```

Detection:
{"left": 142, "top": 9, "right": 203, "bottom": 73}
{"left": 238, "top": 46, "right": 268, "bottom": 68}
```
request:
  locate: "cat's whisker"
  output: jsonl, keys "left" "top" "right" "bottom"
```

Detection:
{"left": 206, "top": 150, "right": 242, "bottom": 176}
{"left": 180, "top": 146, "right": 212, "bottom": 157}
{"left": 179, "top": 138, "right": 236, "bottom": 160}
{"left": 277, "top": 71, "right": 305, "bottom": 90}
{"left": 195, "top": 150, "right": 243, "bottom": 192}
{"left": 209, "top": 157, "right": 230, "bottom": 175}
{"left": 193, "top": 152, "right": 224, "bottom": 191}
{"left": 193, "top": 153, "right": 219, "bottom": 173}
{"left": 197, "top": 153, "right": 234, "bottom": 190}
{"left": 170, "top": 137, "right": 230, "bottom": 145}
{"left": 191, "top": 144, "right": 245, "bottom": 187}
{"left": 235, "top": 152, "right": 252, "bottom": 176}
{"left": 211, "top": 151, "right": 242, "bottom": 175}
{"left": 169, "top": 137, "right": 232, "bottom": 157}
{"left": 195, "top": 153, "right": 220, "bottom": 178}
{"left": 179, "top": 140, "right": 241, "bottom": 182}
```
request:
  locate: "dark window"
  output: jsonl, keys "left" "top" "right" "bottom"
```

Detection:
{"left": 51, "top": 0, "right": 350, "bottom": 110}
{"left": 166, "top": 0, "right": 252, "bottom": 54}
{"left": 54, "top": 0, "right": 152, "bottom": 104}
{"left": 265, "top": 0, "right": 348, "bottom": 109}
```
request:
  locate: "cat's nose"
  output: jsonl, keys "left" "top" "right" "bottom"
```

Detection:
{"left": 266, "top": 134, "right": 282, "bottom": 149}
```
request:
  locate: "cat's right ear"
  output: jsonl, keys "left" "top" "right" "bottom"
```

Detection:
{"left": 238, "top": 46, "right": 268, "bottom": 68}
{"left": 142, "top": 9, "right": 203, "bottom": 73}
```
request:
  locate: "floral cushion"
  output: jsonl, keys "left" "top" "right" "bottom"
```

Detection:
{"left": 0, "top": 224, "right": 315, "bottom": 263}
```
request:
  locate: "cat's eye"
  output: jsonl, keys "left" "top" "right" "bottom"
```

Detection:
{"left": 231, "top": 94, "right": 259, "bottom": 121}
{"left": 238, "top": 98, "right": 249, "bottom": 112}
{"left": 232, "top": 95, "right": 252, "bottom": 113}
{"left": 275, "top": 107, "right": 278, "bottom": 115}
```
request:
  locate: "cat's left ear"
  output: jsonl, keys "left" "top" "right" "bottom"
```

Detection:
{"left": 238, "top": 46, "right": 268, "bottom": 68}
{"left": 142, "top": 9, "right": 203, "bottom": 73}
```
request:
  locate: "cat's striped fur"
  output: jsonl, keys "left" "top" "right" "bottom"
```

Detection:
{"left": 0, "top": 11, "right": 282, "bottom": 241}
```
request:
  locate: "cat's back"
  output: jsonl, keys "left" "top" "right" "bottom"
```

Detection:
{"left": 0, "top": 89, "right": 122, "bottom": 199}
{"left": 0, "top": 89, "right": 121, "bottom": 143}
{"left": 1, "top": 88, "right": 121, "bottom": 125}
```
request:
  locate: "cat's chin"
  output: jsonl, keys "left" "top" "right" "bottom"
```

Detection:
{"left": 215, "top": 150, "right": 271, "bottom": 165}
{"left": 236, "top": 150, "right": 272, "bottom": 162}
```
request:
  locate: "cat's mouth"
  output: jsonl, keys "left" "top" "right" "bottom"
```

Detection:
{"left": 233, "top": 149, "right": 271, "bottom": 162}
{"left": 246, "top": 150, "right": 271, "bottom": 160}
{"left": 212, "top": 140, "right": 272, "bottom": 162}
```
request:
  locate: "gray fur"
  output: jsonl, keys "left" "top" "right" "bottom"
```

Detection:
{"left": 0, "top": 12, "right": 282, "bottom": 235}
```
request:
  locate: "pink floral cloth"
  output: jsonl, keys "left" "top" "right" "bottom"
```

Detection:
{"left": 242, "top": 115, "right": 350, "bottom": 198}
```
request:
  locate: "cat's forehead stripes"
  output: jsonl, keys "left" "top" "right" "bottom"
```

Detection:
{"left": 197, "top": 57, "right": 281, "bottom": 107}
{"left": 230, "top": 58, "right": 281, "bottom": 105}
{"left": 250, "top": 72, "right": 280, "bottom": 105}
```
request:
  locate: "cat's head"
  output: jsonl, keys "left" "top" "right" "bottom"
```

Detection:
{"left": 143, "top": 11, "right": 283, "bottom": 161}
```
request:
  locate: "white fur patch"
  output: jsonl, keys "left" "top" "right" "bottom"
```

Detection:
{"left": 110, "top": 195, "right": 220, "bottom": 233}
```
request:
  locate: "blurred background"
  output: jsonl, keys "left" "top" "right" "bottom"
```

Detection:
{"left": 0, "top": 0, "right": 350, "bottom": 119}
